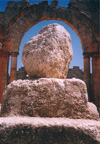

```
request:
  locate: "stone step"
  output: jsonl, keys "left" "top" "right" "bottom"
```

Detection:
{"left": 0, "top": 117, "right": 100, "bottom": 144}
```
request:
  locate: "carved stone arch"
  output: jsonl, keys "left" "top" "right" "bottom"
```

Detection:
{"left": 5, "top": 3, "right": 94, "bottom": 53}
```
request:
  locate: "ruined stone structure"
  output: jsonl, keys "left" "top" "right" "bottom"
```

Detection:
{"left": 0, "top": 0, "right": 99, "bottom": 110}
{"left": 67, "top": 66, "right": 83, "bottom": 80}
{"left": 0, "top": 20, "right": 99, "bottom": 144}
{"left": 17, "top": 67, "right": 27, "bottom": 80}
{"left": 16, "top": 66, "right": 83, "bottom": 80}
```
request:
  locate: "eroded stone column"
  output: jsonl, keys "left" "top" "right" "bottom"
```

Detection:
{"left": 10, "top": 52, "right": 18, "bottom": 83}
{"left": 0, "top": 50, "right": 10, "bottom": 103}
{"left": 92, "top": 53, "right": 100, "bottom": 108}
{"left": 83, "top": 53, "right": 91, "bottom": 101}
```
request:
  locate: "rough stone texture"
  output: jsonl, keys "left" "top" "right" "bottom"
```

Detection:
{"left": 22, "top": 23, "right": 73, "bottom": 79}
{"left": 0, "top": 117, "right": 100, "bottom": 144}
{"left": 1, "top": 78, "right": 99, "bottom": 120}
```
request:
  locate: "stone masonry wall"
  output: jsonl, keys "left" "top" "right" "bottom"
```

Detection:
{"left": 13, "top": 66, "right": 83, "bottom": 81}
{"left": 16, "top": 67, "right": 27, "bottom": 80}
{"left": 67, "top": 66, "right": 83, "bottom": 80}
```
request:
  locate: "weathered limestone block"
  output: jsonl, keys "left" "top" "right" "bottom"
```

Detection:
{"left": 0, "top": 117, "right": 100, "bottom": 144}
{"left": 1, "top": 78, "right": 99, "bottom": 120}
{"left": 22, "top": 23, "right": 73, "bottom": 79}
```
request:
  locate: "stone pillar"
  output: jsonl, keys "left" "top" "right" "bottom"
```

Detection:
{"left": 0, "top": 51, "right": 10, "bottom": 103}
{"left": 92, "top": 53, "right": 100, "bottom": 108}
{"left": 10, "top": 52, "right": 18, "bottom": 83}
{"left": 83, "top": 53, "right": 91, "bottom": 101}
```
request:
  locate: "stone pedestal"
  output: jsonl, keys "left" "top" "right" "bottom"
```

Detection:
{"left": 1, "top": 78, "right": 99, "bottom": 120}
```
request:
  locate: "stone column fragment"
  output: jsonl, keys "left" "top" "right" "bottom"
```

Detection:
{"left": 0, "top": 51, "right": 10, "bottom": 103}
{"left": 10, "top": 52, "right": 18, "bottom": 83}
{"left": 92, "top": 53, "right": 100, "bottom": 108}
{"left": 83, "top": 53, "right": 91, "bottom": 100}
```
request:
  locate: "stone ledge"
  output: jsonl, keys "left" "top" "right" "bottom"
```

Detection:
{"left": 1, "top": 78, "right": 99, "bottom": 120}
{"left": 0, "top": 117, "right": 100, "bottom": 144}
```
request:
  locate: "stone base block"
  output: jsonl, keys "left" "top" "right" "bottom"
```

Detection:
{"left": 1, "top": 78, "right": 99, "bottom": 120}
{"left": 0, "top": 117, "right": 100, "bottom": 144}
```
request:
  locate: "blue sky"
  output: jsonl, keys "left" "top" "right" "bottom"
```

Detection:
{"left": 0, "top": 0, "right": 83, "bottom": 72}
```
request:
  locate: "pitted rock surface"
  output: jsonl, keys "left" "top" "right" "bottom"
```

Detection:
{"left": 0, "top": 117, "right": 100, "bottom": 144}
{"left": 22, "top": 23, "right": 73, "bottom": 78}
{"left": 1, "top": 78, "right": 99, "bottom": 120}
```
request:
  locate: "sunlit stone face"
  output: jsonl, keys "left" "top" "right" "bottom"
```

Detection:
{"left": 22, "top": 23, "right": 73, "bottom": 78}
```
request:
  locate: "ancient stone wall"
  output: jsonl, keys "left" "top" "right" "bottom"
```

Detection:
{"left": 67, "top": 66, "right": 83, "bottom": 80}
{"left": 4, "top": 1, "right": 30, "bottom": 26}
{"left": 16, "top": 67, "right": 27, "bottom": 80}
{"left": 14, "top": 66, "right": 83, "bottom": 81}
